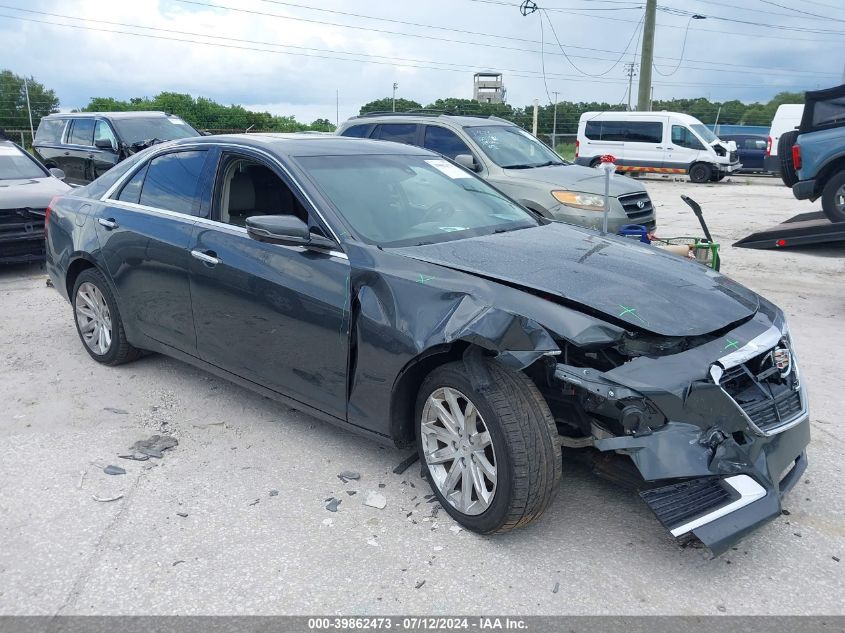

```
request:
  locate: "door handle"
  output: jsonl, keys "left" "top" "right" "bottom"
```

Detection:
{"left": 656, "top": 146, "right": 663, "bottom": 149}
{"left": 191, "top": 249, "right": 220, "bottom": 265}
{"left": 667, "top": 146, "right": 675, "bottom": 150}
{"left": 97, "top": 218, "right": 118, "bottom": 230}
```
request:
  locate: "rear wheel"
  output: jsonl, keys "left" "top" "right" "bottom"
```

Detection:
{"left": 72, "top": 269, "right": 140, "bottom": 365}
{"left": 689, "top": 163, "right": 712, "bottom": 183}
{"left": 821, "top": 170, "right": 845, "bottom": 223}
{"left": 778, "top": 130, "right": 799, "bottom": 187}
{"left": 416, "top": 360, "right": 561, "bottom": 534}
{"left": 589, "top": 157, "right": 602, "bottom": 168}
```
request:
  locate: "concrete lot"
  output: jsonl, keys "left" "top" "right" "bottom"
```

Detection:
{"left": 0, "top": 174, "right": 843, "bottom": 615}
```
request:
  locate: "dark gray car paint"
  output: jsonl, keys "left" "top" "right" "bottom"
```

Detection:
{"left": 45, "top": 134, "right": 809, "bottom": 555}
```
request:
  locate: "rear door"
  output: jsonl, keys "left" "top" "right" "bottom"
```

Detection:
{"left": 95, "top": 147, "right": 214, "bottom": 354}
{"left": 63, "top": 118, "right": 96, "bottom": 185}
{"left": 740, "top": 136, "right": 766, "bottom": 170}
{"left": 32, "top": 118, "right": 68, "bottom": 169}
{"left": 620, "top": 118, "right": 665, "bottom": 170}
{"left": 188, "top": 148, "right": 350, "bottom": 420}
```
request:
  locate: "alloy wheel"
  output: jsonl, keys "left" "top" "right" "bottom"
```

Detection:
{"left": 836, "top": 184, "right": 845, "bottom": 215}
{"left": 421, "top": 387, "right": 497, "bottom": 515}
{"left": 75, "top": 281, "right": 113, "bottom": 355}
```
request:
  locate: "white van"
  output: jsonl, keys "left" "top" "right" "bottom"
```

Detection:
{"left": 763, "top": 103, "right": 804, "bottom": 174}
{"left": 575, "top": 111, "right": 741, "bottom": 183}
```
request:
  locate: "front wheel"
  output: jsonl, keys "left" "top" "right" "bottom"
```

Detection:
{"left": 821, "top": 170, "right": 845, "bottom": 223}
{"left": 689, "top": 163, "right": 712, "bottom": 183}
{"left": 72, "top": 268, "right": 140, "bottom": 365}
{"left": 416, "top": 360, "right": 561, "bottom": 534}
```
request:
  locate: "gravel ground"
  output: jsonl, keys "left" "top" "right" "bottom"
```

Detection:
{"left": 0, "top": 174, "right": 843, "bottom": 615}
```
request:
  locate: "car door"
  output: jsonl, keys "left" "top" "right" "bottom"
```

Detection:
{"left": 742, "top": 136, "right": 766, "bottom": 170}
{"left": 666, "top": 124, "right": 706, "bottom": 171}
{"left": 92, "top": 119, "right": 121, "bottom": 179}
{"left": 63, "top": 118, "right": 96, "bottom": 185}
{"left": 188, "top": 148, "right": 350, "bottom": 420}
{"left": 95, "top": 147, "right": 214, "bottom": 354}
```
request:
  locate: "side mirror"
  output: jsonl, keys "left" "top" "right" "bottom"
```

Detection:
{"left": 454, "top": 154, "right": 480, "bottom": 172}
{"left": 49, "top": 167, "right": 66, "bottom": 180}
{"left": 94, "top": 138, "right": 115, "bottom": 151}
{"left": 246, "top": 215, "right": 336, "bottom": 249}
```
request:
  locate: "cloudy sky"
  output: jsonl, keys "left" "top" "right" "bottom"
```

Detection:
{"left": 1, "top": 0, "right": 841, "bottom": 125}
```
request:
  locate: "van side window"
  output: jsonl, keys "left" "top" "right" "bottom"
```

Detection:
{"left": 584, "top": 120, "right": 662, "bottom": 144}
{"left": 69, "top": 119, "right": 95, "bottom": 146}
{"left": 423, "top": 126, "right": 472, "bottom": 159}
{"left": 671, "top": 126, "right": 705, "bottom": 150}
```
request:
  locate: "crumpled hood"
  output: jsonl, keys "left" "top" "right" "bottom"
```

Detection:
{"left": 394, "top": 223, "right": 759, "bottom": 337}
{"left": 503, "top": 164, "right": 645, "bottom": 197}
{"left": 0, "top": 177, "right": 70, "bottom": 208}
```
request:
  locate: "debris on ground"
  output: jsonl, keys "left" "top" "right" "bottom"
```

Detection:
{"left": 415, "top": 580, "right": 426, "bottom": 589}
{"left": 367, "top": 538, "right": 379, "bottom": 547}
{"left": 392, "top": 452, "right": 419, "bottom": 475}
{"left": 103, "top": 465, "right": 126, "bottom": 476}
{"left": 337, "top": 470, "right": 360, "bottom": 483}
{"left": 345, "top": 490, "right": 357, "bottom": 496}
{"left": 91, "top": 494, "right": 123, "bottom": 503}
{"left": 172, "top": 560, "right": 185, "bottom": 566}
{"left": 363, "top": 491, "right": 387, "bottom": 509}
{"left": 269, "top": 489, "right": 279, "bottom": 497}
{"left": 45, "top": 277, "right": 53, "bottom": 288}
{"left": 118, "top": 452, "right": 149, "bottom": 462}
{"left": 325, "top": 497, "right": 341, "bottom": 512}
{"left": 176, "top": 512, "right": 188, "bottom": 518}
{"left": 833, "top": 556, "right": 840, "bottom": 563}
{"left": 449, "top": 525, "right": 462, "bottom": 534}
{"left": 103, "top": 407, "right": 128, "bottom": 415}
{"left": 378, "top": 483, "right": 386, "bottom": 488}
{"left": 322, "top": 518, "right": 333, "bottom": 526}
{"left": 552, "top": 582, "right": 560, "bottom": 594}
{"left": 129, "top": 435, "right": 178, "bottom": 459}
{"left": 248, "top": 498, "right": 260, "bottom": 506}
{"left": 192, "top": 421, "right": 224, "bottom": 428}
{"left": 77, "top": 470, "right": 86, "bottom": 490}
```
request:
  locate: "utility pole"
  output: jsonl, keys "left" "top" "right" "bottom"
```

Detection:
{"left": 532, "top": 99, "right": 539, "bottom": 136}
{"left": 552, "top": 91, "right": 559, "bottom": 149}
{"left": 392, "top": 82, "right": 398, "bottom": 112}
{"left": 624, "top": 63, "right": 637, "bottom": 111}
{"left": 637, "top": 0, "right": 656, "bottom": 112}
{"left": 336, "top": 89, "right": 339, "bottom": 128}
{"left": 23, "top": 76, "right": 35, "bottom": 144}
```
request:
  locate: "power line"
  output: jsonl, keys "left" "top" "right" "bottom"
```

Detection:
{"left": 690, "top": 0, "right": 845, "bottom": 22}
{"left": 658, "top": 5, "right": 845, "bottom": 35}
{"left": 757, "top": 0, "right": 845, "bottom": 22}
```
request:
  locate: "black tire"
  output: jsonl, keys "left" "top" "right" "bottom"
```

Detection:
{"left": 710, "top": 173, "right": 726, "bottom": 182}
{"left": 72, "top": 268, "right": 140, "bottom": 366}
{"left": 415, "top": 359, "right": 561, "bottom": 534}
{"left": 778, "top": 130, "right": 799, "bottom": 187}
{"left": 589, "top": 157, "right": 602, "bottom": 168}
{"left": 821, "top": 169, "right": 845, "bottom": 223}
{"left": 689, "top": 163, "right": 712, "bottom": 184}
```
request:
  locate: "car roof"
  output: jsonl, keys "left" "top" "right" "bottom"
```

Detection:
{"left": 0, "top": 139, "right": 25, "bottom": 152}
{"left": 341, "top": 113, "right": 513, "bottom": 128}
{"left": 43, "top": 111, "right": 180, "bottom": 120}
{"left": 168, "top": 133, "right": 439, "bottom": 157}
{"left": 580, "top": 111, "right": 703, "bottom": 124}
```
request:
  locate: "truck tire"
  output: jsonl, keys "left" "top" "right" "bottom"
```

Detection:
{"left": 689, "top": 163, "right": 712, "bottom": 183}
{"left": 821, "top": 169, "right": 845, "bottom": 223}
{"left": 778, "top": 130, "right": 799, "bottom": 187}
{"left": 416, "top": 359, "right": 561, "bottom": 534}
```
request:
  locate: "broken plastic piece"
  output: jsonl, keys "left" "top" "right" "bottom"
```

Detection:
{"left": 103, "top": 465, "right": 126, "bottom": 476}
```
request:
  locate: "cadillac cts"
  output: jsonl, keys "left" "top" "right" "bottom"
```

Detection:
{"left": 45, "top": 134, "right": 809, "bottom": 554}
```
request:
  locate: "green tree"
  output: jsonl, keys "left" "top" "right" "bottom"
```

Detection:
{"left": 359, "top": 97, "right": 422, "bottom": 114}
{"left": 310, "top": 118, "right": 336, "bottom": 132}
{"left": 0, "top": 70, "right": 60, "bottom": 130}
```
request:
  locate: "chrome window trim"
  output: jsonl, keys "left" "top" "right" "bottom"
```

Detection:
{"left": 99, "top": 141, "right": 343, "bottom": 247}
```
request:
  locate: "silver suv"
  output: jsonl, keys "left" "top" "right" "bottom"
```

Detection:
{"left": 337, "top": 113, "right": 656, "bottom": 232}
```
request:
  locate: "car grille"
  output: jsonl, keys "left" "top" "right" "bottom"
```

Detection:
{"left": 0, "top": 208, "right": 46, "bottom": 238}
{"left": 618, "top": 192, "right": 654, "bottom": 221}
{"left": 718, "top": 345, "right": 803, "bottom": 434}
{"left": 640, "top": 478, "right": 732, "bottom": 532}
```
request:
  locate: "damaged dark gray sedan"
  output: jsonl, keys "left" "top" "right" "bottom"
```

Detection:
{"left": 45, "top": 134, "right": 809, "bottom": 554}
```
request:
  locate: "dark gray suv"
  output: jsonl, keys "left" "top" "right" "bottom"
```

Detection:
{"left": 338, "top": 113, "right": 656, "bottom": 232}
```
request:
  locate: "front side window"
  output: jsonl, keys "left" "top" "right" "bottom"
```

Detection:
{"left": 216, "top": 156, "right": 307, "bottom": 227}
{"left": 111, "top": 116, "right": 199, "bottom": 147}
{"left": 464, "top": 125, "right": 564, "bottom": 169}
{"left": 423, "top": 126, "right": 472, "bottom": 159}
{"left": 69, "top": 118, "right": 95, "bottom": 146}
{"left": 94, "top": 120, "right": 117, "bottom": 148}
{"left": 375, "top": 123, "right": 417, "bottom": 144}
{"left": 297, "top": 153, "right": 538, "bottom": 247}
{"left": 136, "top": 150, "right": 207, "bottom": 215}
{"left": 0, "top": 144, "right": 47, "bottom": 180}
{"left": 672, "top": 125, "right": 705, "bottom": 150}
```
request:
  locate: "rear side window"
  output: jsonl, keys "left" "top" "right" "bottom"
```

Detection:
{"left": 340, "top": 124, "right": 371, "bottom": 138}
{"left": 138, "top": 150, "right": 207, "bottom": 215}
{"left": 117, "top": 165, "right": 148, "bottom": 204}
{"left": 69, "top": 119, "right": 95, "bottom": 146}
{"left": 423, "top": 126, "right": 472, "bottom": 159}
{"left": 34, "top": 119, "right": 65, "bottom": 144}
{"left": 584, "top": 120, "right": 663, "bottom": 144}
{"left": 374, "top": 123, "right": 417, "bottom": 145}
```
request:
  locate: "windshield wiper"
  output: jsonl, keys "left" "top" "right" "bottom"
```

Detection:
{"left": 502, "top": 160, "right": 563, "bottom": 169}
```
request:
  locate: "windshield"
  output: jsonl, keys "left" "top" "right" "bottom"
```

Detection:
{"left": 0, "top": 145, "right": 47, "bottom": 180}
{"left": 112, "top": 116, "right": 199, "bottom": 146}
{"left": 463, "top": 125, "right": 566, "bottom": 169}
{"left": 297, "top": 154, "right": 538, "bottom": 247}
{"left": 690, "top": 123, "right": 719, "bottom": 144}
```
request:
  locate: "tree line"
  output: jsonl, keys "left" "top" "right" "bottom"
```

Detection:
{"left": 0, "top": 68, "right": 807, "bottom": 136}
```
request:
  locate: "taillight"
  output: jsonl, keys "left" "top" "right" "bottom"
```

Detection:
{"left": 792, "top": 144, "right": 801, "bottom": 170}
{"left": 44, "top": 196, "right": 59, "bottom": 236}
{"left": 766, "top": 136, "right": 772, "bottom": 156}
{"left": 575, "top": 139, "right": 580, "bottom": 158}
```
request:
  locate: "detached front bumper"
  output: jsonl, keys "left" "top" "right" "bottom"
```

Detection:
{"left": 717, "top": 161, "right": 743, "bottom": 175}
